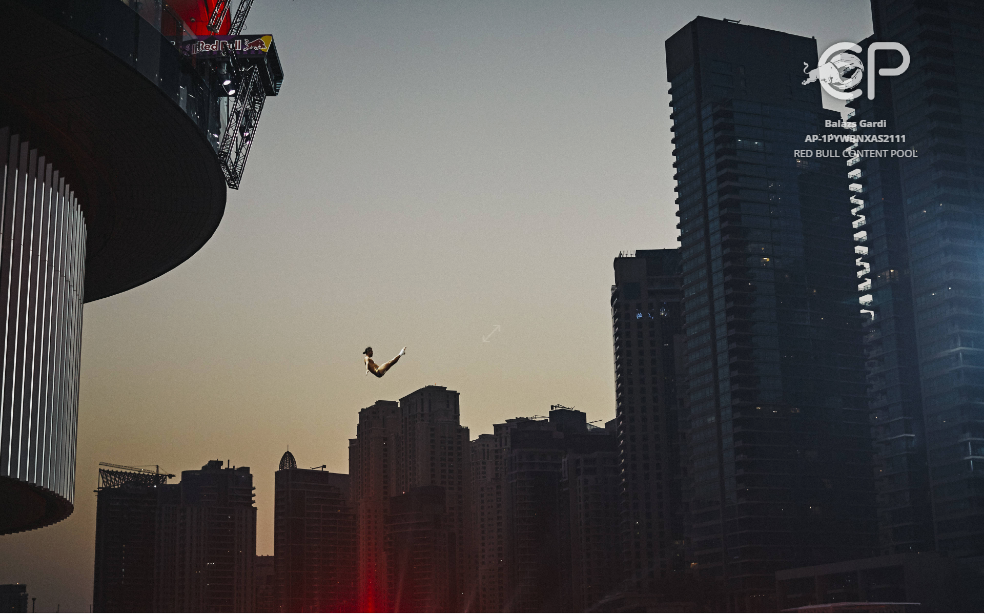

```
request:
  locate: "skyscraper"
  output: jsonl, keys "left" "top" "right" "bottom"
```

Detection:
{"left": 349, "top": 388, "right": 472, "bottom": 611}
{"left": 852, "top": 0, "right": 983, "bottom": 559}
{"left": 498, "top": 407, "right": 620, "bottom": 612}
{"left": 274, "top": 451, "right": 357, "bottom": 612}
{"left": 349, "top": 400, "right": 400, "bottom": 612}
{"left": 500, "top": 416, "right": 566, "bottom": 612}
{"left": 559, "top": 419, "right": 621, "bottom": 612}
{"left": 470, "top": 432, "right": 508, "bottom": 613}
{"left": 609, "top": 249, "right": 686, "bottom": 601}
{"left": 394, "top": 386, "right": 472, "bottom": 610}
{"left": 93, "top": 467, "right": 172, "bottom": 613}
{"left": 665, "top": 17, "right": 876, "bottom": 610}
{"left": 154, "top": 461, "right": 256, "bottom": 613}
{"left": 385, "top": 486, "right": 453, "bottom": 612}
{"left": 846, "top": 39, "right": 934, "bottom": 557}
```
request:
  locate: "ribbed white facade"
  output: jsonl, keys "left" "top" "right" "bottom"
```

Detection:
{"left": 0, "top": 126, "right": 86, "bottom": 531}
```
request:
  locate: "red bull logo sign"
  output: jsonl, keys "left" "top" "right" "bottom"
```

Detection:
{"left": 182, "top": 35, "right": 274, "bottom": 57}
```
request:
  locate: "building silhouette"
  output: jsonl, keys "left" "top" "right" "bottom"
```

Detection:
{"left": 274, "top": 451, "right": 356, "bottom": 612}
{"left": 393, "top": 386, "right": 472, "bottom": 610}
{"left": 665, "top": 17, "right": 876, "bottom": 610}
{"left": 385, "top": 486, "right": 453, "bottom": 612}
{"left": 93, "top": 468, "right": 172, "bottom": 612}
{"left": 493, "top": 407, "right": 621, "bottom": 612}
{"left": 155, "top": 461, "right": 256, "bottom": 613}
{"left": 849, "top": 0, "right": 983, "bottom": 560}
{"left": 609, "top": 249, "right": 686, "bottom": 604}
{"left": 255, "top": 556, "right": 276, "bottom": 614}
{"left": 349, "top": 400, "right": 401, "bottom": 612}
{"left": 349, "top": 387, "right": 472, "bottom": 611}
{"left": 500, "top": 416, "right": 566, "bottom": 612}
{"left": 559, "top": 419, "right": 621, "bottom": 612}
{"left": 91, "top": 461, "right": 256, "bottom": 613}
{"left": 0, "top": 585, "right": 28, "bottom": 613}
{"left": 845, "top": 39, "right": 933, "bottom": 556}
{"left": 469, "top": 432, "right": 508, "bottom": 612}
{"left": 0, "top": 0, "right": 281, "bottom": 535}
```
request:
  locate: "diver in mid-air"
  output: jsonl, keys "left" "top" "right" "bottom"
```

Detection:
{"left": 364, "top": 346, "right": 405, "bottom": 378}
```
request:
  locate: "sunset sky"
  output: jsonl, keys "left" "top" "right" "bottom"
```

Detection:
{"left": 0, "top": 1, "right": 872, "bottom": 610}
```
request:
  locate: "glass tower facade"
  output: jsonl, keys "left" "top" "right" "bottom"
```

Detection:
{"left": 610, "top": 249, "right": 685, "bottom": 597}
{"left": 856, "top": 0, "right": 983, "bottom": 558}
{"left": 847, "top": 41, "right": 934, "bottom": 556}
{"left": 665, "top": 18, "right": 876, "bottom": 610}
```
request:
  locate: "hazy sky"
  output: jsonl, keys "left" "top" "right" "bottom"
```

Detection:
{"left": 0, "top": 1, "right": 873, "bottom": 610}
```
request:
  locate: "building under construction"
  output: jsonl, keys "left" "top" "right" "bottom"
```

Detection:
{"left": 93, "top": 465, "right": 175, "bottom": 613}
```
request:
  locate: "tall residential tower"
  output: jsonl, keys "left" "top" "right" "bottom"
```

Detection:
{"left": 852, "top": 0, "right": 983, "bottom": 559}
{"left": 609, "top": 249, "right": 686, "bottom": 602}
{"left": 274, "top": 451, "right": 357, "bottom": 612}
{"left": 665, "top": 18, "right": 876, "bottom": 610}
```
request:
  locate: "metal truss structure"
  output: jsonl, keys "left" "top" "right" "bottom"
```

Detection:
{"left": 97, "top": 469, "right": 172, "bottom": 489}
{"left": 178, "top": 0, "right": 279, "bottom": 189}
{"left": 217, "top": 63, "right": 267, "bottom": 189}
{"left": 214, "top": 0, "right": 269, "bottom": 189}
{"left": 97, "top": 463, "right": 174, "bottom": 489}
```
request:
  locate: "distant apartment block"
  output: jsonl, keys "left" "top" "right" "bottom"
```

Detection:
{"left": 274, "top": 451, "right": 356, "bottom": 612}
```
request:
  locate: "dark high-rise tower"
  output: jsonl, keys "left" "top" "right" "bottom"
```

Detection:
{"left": 665, "top": 18, "right": 876, "bottom": 610}
{"left": 852, "top": 0, "right": 983, "bottom": 559}
{"left": 349, "top": 400, "right": 400, "bottom": 613}
{"left": 846, "top": 40, "right": 934, "bottom": 557}
{"left": 497, "top": 407, "right": 620, "bottom": 612}
{"left": 470, "top": 432, "right": 508, "bottom": 613}
{"left": 385, "top": 486, "right": 453, "bottom": 612}
{"left": 274, "top": 451, "right": 357, "bottom": 612}
{"left": 559, "top": 419, "right": 621, "bottom": 612}
{"left": 394, "top": 386, "right": 472, "bottom": 611}
{"left": 349, "top": 388, "right": 472, "bottom": 611}
{"left": 610, "top": 249, "right": 685, "bottom": 600}
{"left": 92, "top": 468, "right": 172, "bottom": 613}
{"left": 154, "top": 461, "right": 256, "bottom": 613}
{"left": 500, "top": 416, "right": 566, "bottom": 612}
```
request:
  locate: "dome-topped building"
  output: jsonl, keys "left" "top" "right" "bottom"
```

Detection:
{"left": 279, "top": 451, "right": 297, "bottom": 471}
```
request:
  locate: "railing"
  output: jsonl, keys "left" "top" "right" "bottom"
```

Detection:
{"left": 119, "top": 0, "right": 199, "bottom": 45}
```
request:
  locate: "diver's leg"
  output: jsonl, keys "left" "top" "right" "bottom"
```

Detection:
{"left": 377, "top": 354, "right": 401, "bottom": 376}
